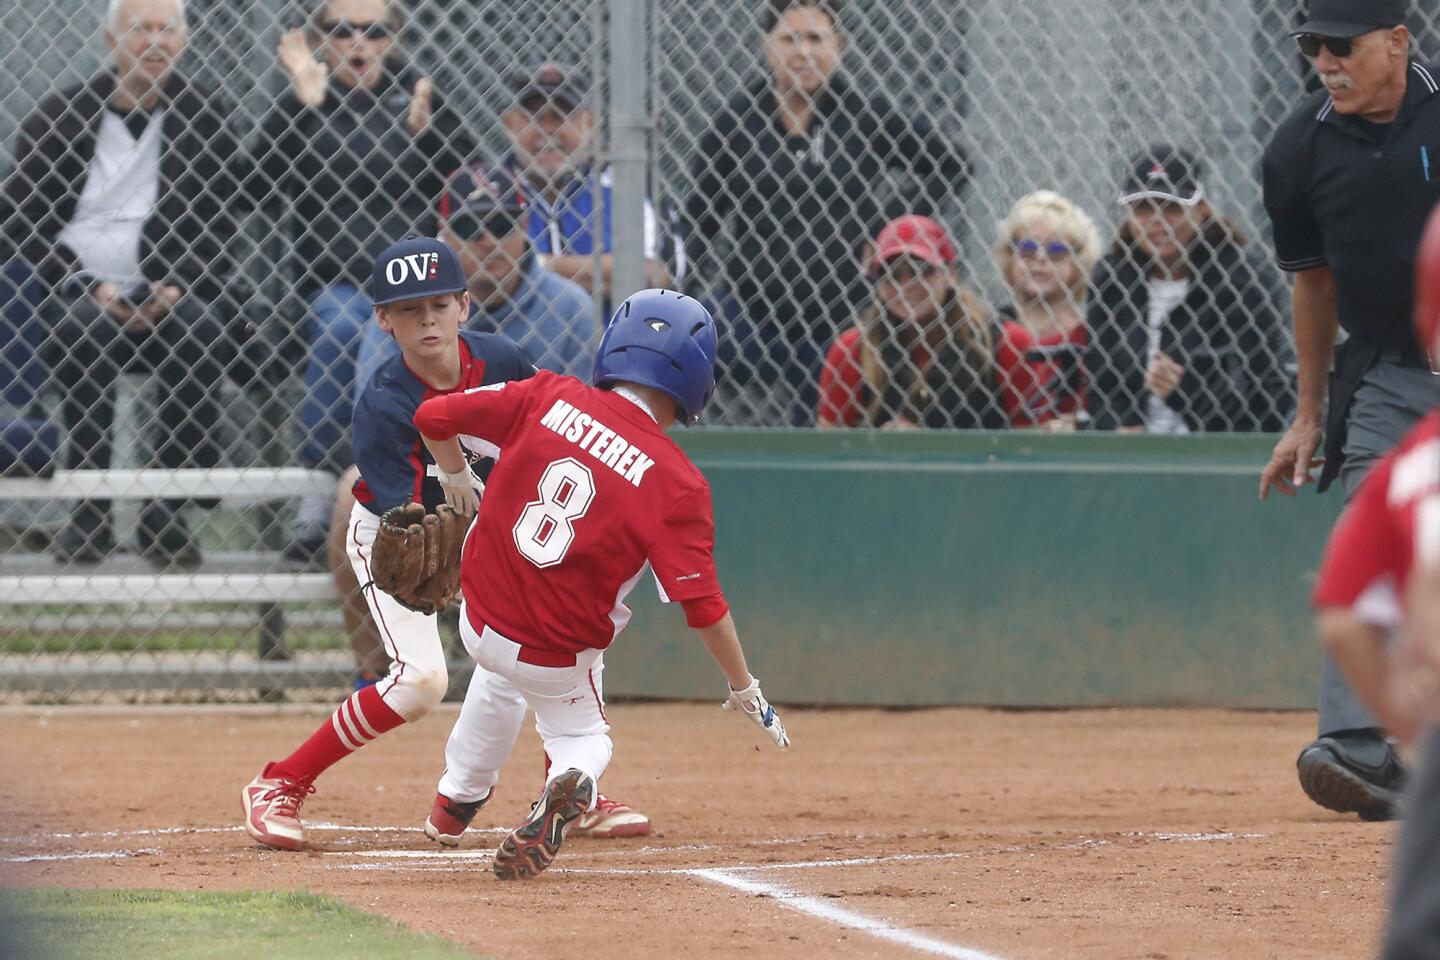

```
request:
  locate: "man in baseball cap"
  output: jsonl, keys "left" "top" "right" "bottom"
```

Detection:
{"left": 1290, "top": 0, "right": 1409, "bottom": 41}
{"left": 500, "top": 63, "right": 671, "bottom": 302}
{"left": 1118, "top": 146, "right": 1205, "bottom": 208}
{"left": 370, "top": 235, "right": 467, "bottom": 305}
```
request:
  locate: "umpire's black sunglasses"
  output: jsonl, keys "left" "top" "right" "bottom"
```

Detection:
{"left": 1296, "top": 34, "right": 1354, "bottom": 59}
{"left": 320, "top": 19, "right": 392, "bottom": 41}
{"left": 447, "top": 210, "right": 521, "bottom": 241}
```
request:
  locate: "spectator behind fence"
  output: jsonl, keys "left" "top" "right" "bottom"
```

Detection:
{"left": 817, "top": 215, "right": 1001, "bottom": 429}
{"left": 0, "top": 0, "right": 239, "bottom": 566}
{"left": 247, "top": 0, "right": 478, "bottom": 564}
{"left": 683, "top": 0, "right": 967, "bottom": 425}
{"left": 1086, "top": 146, "right": 1291, "bottom": 434}
{"left": 355, "top": 166, "right": 594, "bottom": 392}
{"left": 1260, "top": 0, "right": 1440, "bottom": 823}
{"left": 501, "top": 63, "right": 671, "bottom": 304}
{"left": 992, "top": 191, "right": 1102, "bottom": 431}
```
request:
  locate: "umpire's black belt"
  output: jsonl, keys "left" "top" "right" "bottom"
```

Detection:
{"left": 1377, "top": 345, "right": 1437, "bottom": 370}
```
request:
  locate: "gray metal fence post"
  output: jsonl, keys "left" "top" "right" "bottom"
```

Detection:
{"left": 607, "top": 0, "right": 649, "bottom": 303}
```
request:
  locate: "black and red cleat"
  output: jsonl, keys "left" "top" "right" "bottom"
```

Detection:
{"left": 424, "top": 789, "right": 493, "bottom": 847}
{"left": 492, "top": 769, "right": 594, "bottom": 880}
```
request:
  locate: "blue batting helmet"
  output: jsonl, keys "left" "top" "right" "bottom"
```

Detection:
{"left": 592, "top": 289, "right": 718, "bottom": 425}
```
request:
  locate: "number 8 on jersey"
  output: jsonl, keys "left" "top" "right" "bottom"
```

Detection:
{"left": 513, "top": 457, "right": 597, "bottom": 567}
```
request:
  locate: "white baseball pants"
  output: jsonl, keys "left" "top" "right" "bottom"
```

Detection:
{"left": 437, "top": 609, "right": 612, "bottom": 809}
{"left": 344, "top": 501, "right": 450, "bottom": 721}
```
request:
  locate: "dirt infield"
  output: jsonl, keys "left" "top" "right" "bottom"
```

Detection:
{"left": 0, "top": 704, "right": 1397, "bottom": 959}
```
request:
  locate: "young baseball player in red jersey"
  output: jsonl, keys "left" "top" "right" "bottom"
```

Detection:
{"left": 1313, "top": 207, "right": 1440, "bottom": 959}
{"left": 413, "top": 288, "right": 790, "bottom": 879}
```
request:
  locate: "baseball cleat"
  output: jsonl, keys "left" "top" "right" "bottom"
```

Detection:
{"left": 424, "top": 789, "right": 493, "bottom": 847}
{"left": 241, "top": 764, "right": 317, "bottom": 851}
{"left": 492, "top": 769, "right": 594, "bottom": 880}
{"left": 569, "top": 794, "right": 651, "bottom": 839}
{"left": 1296, "top": 734, "right": 1406, "bottom": 821}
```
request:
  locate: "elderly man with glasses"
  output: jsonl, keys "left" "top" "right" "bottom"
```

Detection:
{"left": 1260, "top": 0, "right": 1440, "bottom": 821}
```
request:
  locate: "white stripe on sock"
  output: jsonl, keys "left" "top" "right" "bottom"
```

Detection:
{"left": 347, "top": 693, "right": 380, "bottom": 738}
{"left": 331, "top": 711, "right": 363, "bottom": 751}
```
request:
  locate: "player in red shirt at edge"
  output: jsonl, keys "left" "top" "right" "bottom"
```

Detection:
{"left": 1310, "top": 207, "right": 1440, "bottom": 958}
{"left": 414, "top": 288, "right": 790, "bottom": 880}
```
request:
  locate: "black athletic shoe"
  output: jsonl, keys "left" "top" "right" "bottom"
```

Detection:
{"left": 52, "top": 502, "right": 116, "bottom": 564}
{"left": 52, "top": 509, "right": 115, "bottom": 564}
{"left": 282, "top": 522, "right": 328, "bottom": 570}
{"left": 492, "top": 769, "right": 594, "bottom": 880}
{"left": 1297, "top": 732, "right": 1406, "bottom": 821}
{"left": 137, "top": 502, "right": 202, "bottom": 568}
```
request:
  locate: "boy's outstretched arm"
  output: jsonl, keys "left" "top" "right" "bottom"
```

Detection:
{"left": 694, "top": 610, "right": 790, "bottom": 750}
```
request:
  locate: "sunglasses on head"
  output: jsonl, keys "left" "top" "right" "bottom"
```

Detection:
{"left": 1296, "top": 34, "right": 1354, "bottom": 59}
{"left": 447, "top": 210, "right": 520, "bottom": 240}
{"left": 1013, "top": 238, "right": 1074, "bottom": 260}
{"left": 320, "top": 19, "right": 392, "bottom": 41}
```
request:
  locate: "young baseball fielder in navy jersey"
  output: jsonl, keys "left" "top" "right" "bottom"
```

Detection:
{"left": 241, "top": 237, "right": 533, "bottom": 851}
{"left": 414, "top": 288, "right": 790, "bottom": 879}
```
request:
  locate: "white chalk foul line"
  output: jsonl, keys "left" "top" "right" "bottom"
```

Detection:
{"left": 3, "top": 848, "right": 161, "bottom": 863}
{"left": 687, "top": 868, "right": 1008, "bottom": 960}
{"left": 321, "top": 848, "right": 1012, "bottom": 958}
{"left": 2, "top": 821, "right": 510, "bottom": 844}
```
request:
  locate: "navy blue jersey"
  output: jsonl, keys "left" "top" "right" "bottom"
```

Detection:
{"left": 353, "top": 330, "right": 535, "bottom": 515}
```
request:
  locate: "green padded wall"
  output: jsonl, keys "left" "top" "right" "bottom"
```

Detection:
{"left": 602, "top": 431, "right": 1341, "bottom": 708}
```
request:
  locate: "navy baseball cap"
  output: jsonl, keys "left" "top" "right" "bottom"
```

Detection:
{"left": 512, "top": 63, "right": 589, "bottom": 112}
{"left": 1292, "top": 0, "right": 1409, "bottom": 39}
{"left": 440, "top": 165, "right": 528, "bottom": 220}
{"left": 370, "top": 236, "right": 467, "bottom": 306}
{"left": 1119, "top": 146, "right": 1205, "bottom": 207}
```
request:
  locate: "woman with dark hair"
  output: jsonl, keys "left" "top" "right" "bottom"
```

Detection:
{"left": 1086, "top": 146, "right": 1293, "bottom": 433}
{"left": 817, "top": 216, "right": 1002, "bottom": 429}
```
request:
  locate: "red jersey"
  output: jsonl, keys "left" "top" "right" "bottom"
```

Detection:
{"left": 994, "top": 320, "right": 1087, "bottom": 428}
{"left": 1313, "top": 411, "right": 1440, "bottom": 628}
{"left": 414, "top": 371, "right": 722, "bottom": 657}
{"left": 817, "top": 327, "right": 932, "bottom": 426}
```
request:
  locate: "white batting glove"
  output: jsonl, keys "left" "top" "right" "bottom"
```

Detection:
{"left": 436, "top": 465, "right": 484, "bottom": 516}
{"left": 723, "top": 677, "right": 790, "bottom": 750}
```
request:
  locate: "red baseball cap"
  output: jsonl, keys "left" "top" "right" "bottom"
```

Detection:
{"left": 868, "top": 215, "right": 955, "bottom": 275}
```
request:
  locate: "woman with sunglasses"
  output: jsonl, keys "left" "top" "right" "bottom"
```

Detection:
{"left": 244, "top": 0, "right": 479, "bottom": 566}
{"left": 992, "top": 191, "right": 1102, "bottom": 431}
{"left": 817, "top": 215, "right": 1001, "bottom": 430}
{"left": 1085, "top": 146, "right": 1292, "bottom": 434}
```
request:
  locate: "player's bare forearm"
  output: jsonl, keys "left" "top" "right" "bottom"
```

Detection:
{"left": 1317, "top": 609, "right": 1395, "bottom": 733}
{"left": 696, "top": 612, "right": 753, "bottom": 691}
{"left": 422, "top": 435, "right": 467, "bottom": 475}
{"left": 1290, "top": 266, "right": 1340, "bottom": 425}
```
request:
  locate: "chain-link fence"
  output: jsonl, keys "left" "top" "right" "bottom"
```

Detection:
{"left": 1, "top": 0, "right": 1436, "bottom": 700}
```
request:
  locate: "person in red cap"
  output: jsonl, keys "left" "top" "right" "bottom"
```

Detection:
{"left": 1309, "top": 204, "right": 1440, "bottom": 957}
{"left": 816, "top": 215, "right": 1002, "bottom": 429}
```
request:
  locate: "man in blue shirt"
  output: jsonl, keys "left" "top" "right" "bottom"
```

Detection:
{"left": 500, "top": 64, "right": 672, "bottom": 304}
{"left": 355, "top": 165, "right": 596, "bottom": 397}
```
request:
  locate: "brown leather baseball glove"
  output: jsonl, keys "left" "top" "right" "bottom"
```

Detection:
{"left": 369, "top": 501, "right": 470, "bottom": 615}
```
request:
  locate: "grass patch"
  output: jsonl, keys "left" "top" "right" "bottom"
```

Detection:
{"left": 0, "top": 628, "right": 349, "bottom": 656}
{"left": 0, "top": 888, "right": 485, "bottom": 960}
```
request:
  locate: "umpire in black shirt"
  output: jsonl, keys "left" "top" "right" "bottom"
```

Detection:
{"left": 1260, "top": 0, "right": 1440, "bottom": 820}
